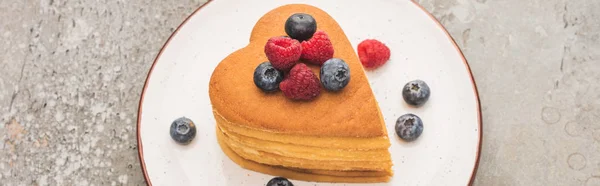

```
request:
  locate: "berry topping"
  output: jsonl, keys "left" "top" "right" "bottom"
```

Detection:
{"left": 300, "top": 31, "right": 334, "bottom": 66}
{"left": 402, "top": 79, "right": 431, "bottom": 106}
{"left": 395, "top": 113, "right": 424, "bottom": 142}
{"left": 267, "top": 177, "right": 294, "bottom": 186}
{"left": 285, "top": 13, "right": 317, "bottom": 41}
{"left": 357, "top": 39, "right": 391, "bottom": 69}
{"left": 170, "top": 117, "right": 197, "bottom": 145}
{"left": 280, "top": 63, "right": 321, "bottom": 101}
{"left": 320, "top": 58, "right": 350, "bottom": 91}
{"left": 264, "top": 36, "right": 303, "bottom": 71}
{"left": 253, "top": 62, "right": 284, "bottom": 92}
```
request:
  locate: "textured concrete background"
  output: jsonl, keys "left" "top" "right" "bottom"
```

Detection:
{"left": 0, "top": 0, "right": 598, "bottom": 185}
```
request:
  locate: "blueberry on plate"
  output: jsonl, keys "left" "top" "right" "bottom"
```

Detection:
{"left": 402, "top": 79, "right": 430, "bottom": 106}
{"left": 320, "top": 58, "right": 350, "bottom": 91}
{"left": 267, "top": 177, "right": 294, "bottom": 186}
{"left": 170, "top": 117, "right": 196, "bottom": 144}
{"left": 395, "top": 113, "right": 424, "bottom": 142}
{"left": 285, "top": 13, "right": 317, "bottom": 41}
{"left": 254, "top": 62, "right": 284, "bottom": 92}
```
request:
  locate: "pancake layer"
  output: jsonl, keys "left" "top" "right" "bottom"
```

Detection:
{"left": 215, "top": 110, "right": 393, "bottom": 174}
{"left": 208, "top": 4, "right": 388, "bottom": 138}
{"left": 217, "top": 127, "right": 392, "bottom": 183}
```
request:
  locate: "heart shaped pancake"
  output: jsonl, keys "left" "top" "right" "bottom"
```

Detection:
{"left": 209, "top": 4, "right": 393, "bottom": 183}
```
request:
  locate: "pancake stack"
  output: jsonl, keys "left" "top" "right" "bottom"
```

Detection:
{"left": 209, "top": 4, "right": 393, "bottom": 183}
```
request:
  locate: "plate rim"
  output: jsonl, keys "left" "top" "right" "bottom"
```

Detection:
{"left": 136, "top": 1, "right": 483, "bottom": 185}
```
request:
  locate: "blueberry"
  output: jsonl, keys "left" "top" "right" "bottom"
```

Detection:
{"left": 402, "top": 79, "right": 430, "bottom": 106}
{"left": 320, "top": 58, "right": 350, "bottom": 91}
{"left": 285, "top": 13, "right": 317, "bottom": 41}
{"left": 395, "top": 113, "right": 424, "bottom": 142}
{"left": 253, "top": 62, "right": 284, "bottom": 92}
{"left": 170, "top": 117, "right": 196, "bottom": 145}
{"left": 267, "top": 177, "right": 294, "bottom": 186}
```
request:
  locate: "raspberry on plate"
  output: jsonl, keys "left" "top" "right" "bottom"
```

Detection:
{"left": 357, "top": 39, "right": 391, "bottom": 69}
{"left": 280, "top": 63, "right": 321, "bottom": 101}
{"left": 264, "top": 36, "right": 303, "bottom": 71}
{"left": 301, "top": 30, "right": 334, "bottom": 66}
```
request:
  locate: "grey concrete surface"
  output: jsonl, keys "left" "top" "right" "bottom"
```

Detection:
{"left": 0, "top": 0, "right": 598, "bottom": 185}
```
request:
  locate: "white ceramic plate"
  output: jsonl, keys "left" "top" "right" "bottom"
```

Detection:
{"left": 137, "top": 0, "right": 482, "bottom": 185}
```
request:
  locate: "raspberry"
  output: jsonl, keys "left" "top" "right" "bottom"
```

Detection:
{"left": 357, "top": 39, "right": 391, "bottom": 69}
{"left": 264, "top": 36, "right": 302, "bottom": 71}
{"left": 280, "top": 63, "right": 321, "bottom": 101}
{"left": 301, "top": 31, "right": 334, "bottom": 66}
